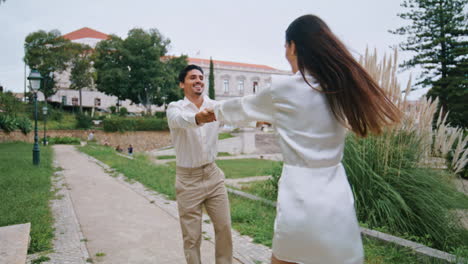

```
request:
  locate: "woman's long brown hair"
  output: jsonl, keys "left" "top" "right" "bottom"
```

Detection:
{"left": 286, "top": 15, "right": 401, "bottom": 137}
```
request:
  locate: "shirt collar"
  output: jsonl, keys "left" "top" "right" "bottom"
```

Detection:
{"left": 182, "top": 95, "right": 211, "bottom": 108}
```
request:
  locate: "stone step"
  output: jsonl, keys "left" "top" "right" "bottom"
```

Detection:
{"left": 0, "top": 223, "right": 31, "bottom": 264}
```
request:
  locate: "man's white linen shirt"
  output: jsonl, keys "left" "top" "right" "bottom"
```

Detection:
{"left": 166, "top": 96, "right": 219, "bottom": 168}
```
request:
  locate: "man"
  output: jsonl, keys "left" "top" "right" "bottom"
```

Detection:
{"left": 166, "top": 64, "right": 233, "bottom": 264}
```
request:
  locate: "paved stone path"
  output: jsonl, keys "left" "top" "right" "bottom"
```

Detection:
{"left": 48, "top": 145, "right": 271, "bottom": 264}
{"left": 27, "top": 167, "right": 90, "bottom": 264}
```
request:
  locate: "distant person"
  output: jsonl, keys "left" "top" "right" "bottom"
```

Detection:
{"left": 128, "top": 144, "right": 133, "bottom": 156}
{"left": 166, "top": 64, "right": 232, "bottom": 264}
{"left": 115, "top": 145, "right": 123, "bottom": 153}
{"left": 87, "top": 130, "right": 95, "bottom": 141}
{"left": 210, "top": 14, "right": 401, "bottom": 264}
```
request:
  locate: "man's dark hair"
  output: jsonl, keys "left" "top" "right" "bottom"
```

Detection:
{"left": 178, "top": 64, "right": 204, "bottom": 83}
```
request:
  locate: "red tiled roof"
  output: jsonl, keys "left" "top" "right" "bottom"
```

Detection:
{"left": 188, "top": 57, "right": 278, "bottom": 71}
{"left": 63, "top": 27, "right": 109, "bottom": 41}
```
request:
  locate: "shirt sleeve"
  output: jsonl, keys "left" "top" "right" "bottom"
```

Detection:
{"left": 214, "top": 87, "right": 275, "bottom": 125}
{"left": 166, "top": 103, "right": 200, "bottom": 129}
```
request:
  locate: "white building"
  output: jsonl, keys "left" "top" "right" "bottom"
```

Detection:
{"left": 46, "top": 27, "right": 290, "bottom": 112}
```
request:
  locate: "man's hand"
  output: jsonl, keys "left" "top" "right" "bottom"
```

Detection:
{"left": 195, "top": 109, "right": 217, "bottom": 125}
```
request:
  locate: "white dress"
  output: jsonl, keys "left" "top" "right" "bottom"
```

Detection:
{"left": 214, "top": 72, "right": 364, "bottom": 264}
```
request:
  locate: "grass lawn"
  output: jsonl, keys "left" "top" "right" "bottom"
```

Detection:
{"left": 166, "top": 159, "right": 279, "bottom": 179}
{"left": 156, "top": 155, "right": 176, "bottom": 160}
{"left": 218, "top": 132, "right": 234, "bottom": 140}
{"left": 216, "top": 159, "right": 279, "bottom": 178}
{"left": 157, "top": 152, "right": 232, "bottom": 160}
{"left": 79, "top": 143, "right": 177, "bottom": 200}
{"left": 0, "top": 142, "right": 55, "bottom": 253}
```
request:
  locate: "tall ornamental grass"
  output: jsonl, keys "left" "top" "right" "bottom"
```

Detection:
{"left": 343, "top": 49, "right": 468, "bottom": 251}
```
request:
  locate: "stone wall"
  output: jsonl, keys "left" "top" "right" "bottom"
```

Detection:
{"left": 0, "top": 130, "right": 172, "bottom": 152}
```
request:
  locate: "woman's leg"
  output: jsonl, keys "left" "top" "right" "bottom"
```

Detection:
{"left": 271, "top": 254, "right": 297, "bottom": 264}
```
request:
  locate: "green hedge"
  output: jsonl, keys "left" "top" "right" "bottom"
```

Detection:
{"left": 47, "top": 136, "right": 81, "bottom": 145}
{"left": 103, "top": 117, "right": 168, "bottom": 132}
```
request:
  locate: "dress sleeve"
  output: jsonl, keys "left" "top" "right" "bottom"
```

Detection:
{"left": 166, "top": 103, "right": 201, "bottom": 129}
{"left": 214, "top": 87, "right": 275, "bottom": 125}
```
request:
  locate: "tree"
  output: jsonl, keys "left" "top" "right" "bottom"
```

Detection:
{"left": 24, "top": 30, "right": 74, "bottom": 100}
{"left": 390, "top": 0, "right": 468, "bottom": 128}
{"left": 153, "top": 55, "right": 187, "bottom": 109}
{"left": 209, "top": 57, "right": 215, "bottom": 100}
{"left": 69, "top": 43, "right": 94, "bottom": 113}
{"left": 94, "top": 28, "right": 187, "bottom": 114}
{"left": 93, "top": 35, "right": 129, "bottom": 111}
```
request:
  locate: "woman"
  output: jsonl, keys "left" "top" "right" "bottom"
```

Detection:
{"left": 213, "top": 15, "right": 401, "bottom": 264}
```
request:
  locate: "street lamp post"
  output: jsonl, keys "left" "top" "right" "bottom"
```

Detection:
{"left": 42, "top": 106, "right": 48, "bottom": 146}
{"left": 27, "top": 69, "right": 43, "bottom": 165}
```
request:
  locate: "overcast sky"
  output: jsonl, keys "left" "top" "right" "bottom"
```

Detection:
{"left": 0, "top": 0, "right": 428, "bottom": 99}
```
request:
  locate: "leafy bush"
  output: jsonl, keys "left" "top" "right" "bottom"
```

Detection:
{"left": 47, "top": 136, "right": 81, "bottom": 145}
{"left": 135, "top": 118, "right": 168, "bottom": 131}
{"left": 109, "top": 106, "right": 116, "bottom": 114}
{"left": 26, "top": 103, "right": 64, "bottom": 122}
{"left": 75, "top": 113, "right": 93, "bottom": 129}
{"left": 103, "top": 117, "right": 168, "bottom": 132}
{"left": 0, "top": 91, "right": 24, "bottom": 115}
{"left": 16, "top": 116, "right": 32, "bottom": 135}
{"left": 154, "top": 111, "right": 166, "bottom": 119}
{"left": 119, "top": 107, "right": 128, "bottom": 117}
{"left": 0, "top": 114, "right": 18, "bottom": 132}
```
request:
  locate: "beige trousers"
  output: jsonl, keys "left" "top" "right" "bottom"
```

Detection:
{"left": 175, "top": 162, "right": 233, "bottom": 264}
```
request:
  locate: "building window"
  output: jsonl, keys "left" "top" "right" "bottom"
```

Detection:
{"left": 253, "top": 81, "right": 258, "bottom": 94}
{"left": 94, "top": 98, "right": 101, "bottom": 107}
{"left": 223, "top": 79, "right": 229, "bottom": 94}
{"left": 238, "top": 80, "right": 244, "bottom": 94}
{"left": 62, "top": 96, "right": 67, "bottom": 105}
{"left": 72, "top": 97, "right": 78, "bottom": 106}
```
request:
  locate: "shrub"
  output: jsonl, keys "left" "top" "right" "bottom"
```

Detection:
{"left": 109, "top": 106, "right": 116, "bottom": 114}
{"left": 119, "top": 107, "right": 128, "bottom": 117}
{"left": 0, "top": 114, "right": 17, "bottom": 132}
{"left": 103, "top": 117, "right": 135, "bottom": 132}
{"left": 26, "top": 103, "right": 64, "bottom": 122}
{"left": 0, "top": 91, "right": 24, "bottom": 115}
{"left": 103, "top": 117, "right": 168, "bottom": 132}
{"left": 16, "top": 116, "right": 32, "bottom": 135}
{"left": 75, "top": 113, "right": 93, "bottom": 129}
{"left": 47, "top": 136, "right": 81, "bottom": 145}
{"left": 154, "top": 111, "right": 166, "bottom": 119}
{"left": 135, "top": 118, "right": 168, "bottom": 131}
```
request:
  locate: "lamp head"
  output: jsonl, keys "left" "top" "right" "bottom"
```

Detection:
{"left": 27, "top": 69, "right": 43, "bottom": 92}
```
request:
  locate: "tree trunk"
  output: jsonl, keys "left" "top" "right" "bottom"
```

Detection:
{"left": 79, "top": 88, "right": 83, "bottom": 113}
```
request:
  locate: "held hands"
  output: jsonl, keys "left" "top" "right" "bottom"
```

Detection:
{"left": 195, "top": 108, "right": 216, "bottom": 125}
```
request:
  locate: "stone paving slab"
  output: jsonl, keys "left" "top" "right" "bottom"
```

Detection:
{"left": 0, "top": 223, "right": 30, "bottom": 264}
